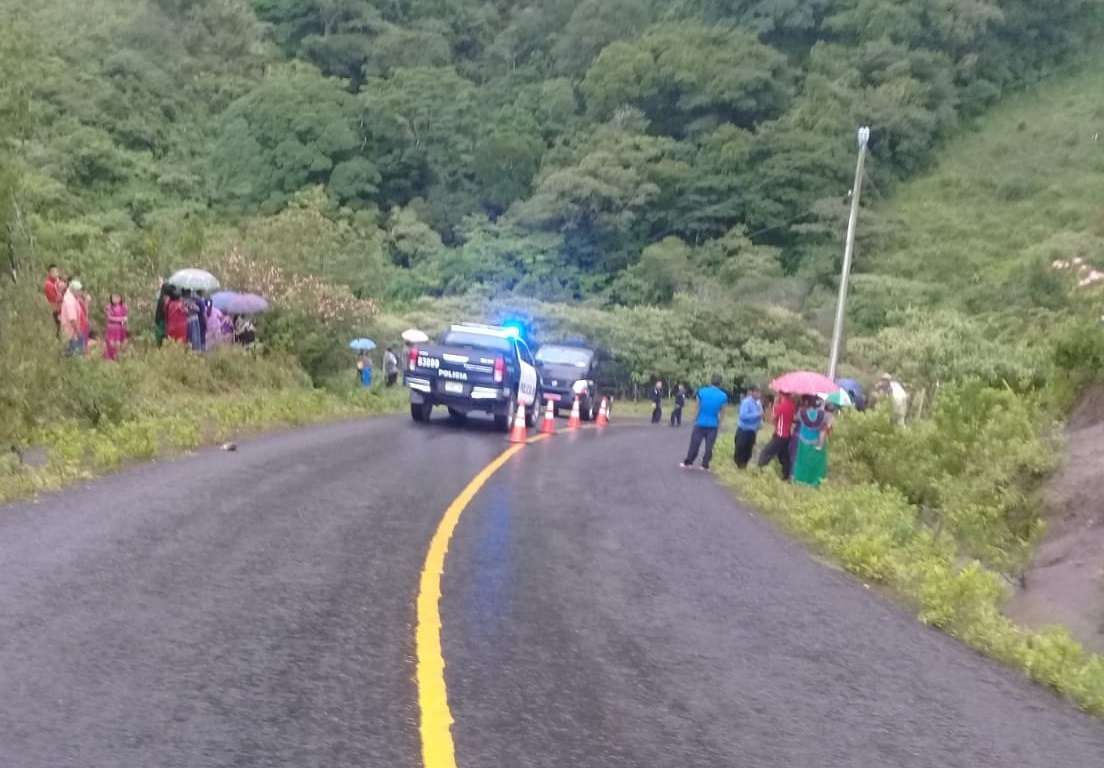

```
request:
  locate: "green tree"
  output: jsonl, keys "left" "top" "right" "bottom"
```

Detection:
{"left": 511, "top": 116, "right": 691, "bottom": 278}
{"left": 211, "top": 65, "right": 363, "bottom": 211}
{"left": 611, "top": 236, "right": 692, "bottom": 305}
{"left": 473, "top": 109, "right": 544, "bottom": 215}
{"left": 551, "top": 0, "right": 654, "bottom": 76}
{"left": 581, "top": 23, "right": 794, "bottom": 136}
{"left": 360, "top": 66, "right": 482, "bottom": 233}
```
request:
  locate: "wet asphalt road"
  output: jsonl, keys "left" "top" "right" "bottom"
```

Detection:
{"left": 1, "top": 416, "right": 1103, "bottom": 767}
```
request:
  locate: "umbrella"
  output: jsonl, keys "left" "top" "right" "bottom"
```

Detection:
{"left": 349, "top": 338, "right": 376, "bottom": 352}
{"left": 837, "top": 378, "right": 866, "bottom": 409}
{"left": 401, "top": 328, "right": 429, "bottom": 344}
{"left": 212, "top": 291, "right": 269, "bottom": 315}
{"left": 770, "top": 370, "right": 839, "bottom": 396}
{"left": 168, "top": 268, "right": 220, "bottom": 292}
{"left": 210, "top": 291, "right": 239, "bottom": 310}
{"left": 821, "top": 389, "right": 854, "bottom": 409}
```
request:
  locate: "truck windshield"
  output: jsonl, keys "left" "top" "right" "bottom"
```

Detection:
{"left": 442, "top": 331, "right": 513, "bottom": 354}
{"left": 536, "top": 346, "right": 592, "bottom": 367}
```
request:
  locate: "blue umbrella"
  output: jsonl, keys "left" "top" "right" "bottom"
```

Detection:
{"left": 211, "top": 291, "right": 269, "bottom": 315}
{"left": 837, "top": 378, "right": 866, "bottom": 410}
{"left": 349, "top": 338, "right": 376, "bottom": 351}
{"left": 211, "top": 291, "right": 240, "bottom": 311}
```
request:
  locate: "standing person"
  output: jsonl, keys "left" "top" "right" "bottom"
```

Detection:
{"left": 757, "top": 391, "right": 797, "bottom": 480}
{"left": 154, "top": 282, "right": 171, "bottom": 346}
{"left": 206, "top": 306, "right": 228, "bottom": 348}
{"left": 356, "top": 354, "right": 373, "bottom": 387}
{"left": 196, "top": 291, "right": 210, "bottom": 351}
{"left": 59, "top": 279, "right": 85, "bottom": 356}
{"left": 103, "top": 293, "right": 129, "bottom": 361}
{"left": 183, "top": 290, "right": 203, "bottom": 352}
{"left": 165, "top": 287, "right": 189, "bottom": 344}
{"left": 384, "top": 346, "right": 399, "bottom": 387}
{"left": 680, "top": 374, "right": 729, "bottom": 471}
{"left": 77, "top": 286, "right": 92, "bottom": 356}
{"left": 734, "top": 385, "right": 763, "bottom": 468}
{"left": 792, "top": 397, "right": 832, "bottom": 487}
{"left": 44, "top": 265, "right": 64, "bottom": 334}
{"left": 874, "top": 373, "right": 909, "bottom": 425}
{"left": 651, "top": 380, "right": 664, "bottom": 424}
{"left": 234, "top": 314, "right": 256, "bottom": 347}
{"left": 670, "top": 384, "right": 686, "bottom": 427}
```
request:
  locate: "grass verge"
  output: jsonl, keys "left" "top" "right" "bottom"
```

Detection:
{"left": 714, "top": 461, "right": 1104, "bottom": 716}
{"left": 1, "top": 350, "right": 406, "bottom": 505}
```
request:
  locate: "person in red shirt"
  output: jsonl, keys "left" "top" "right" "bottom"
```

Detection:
{"left": 757, "top": 391, "right": 797, "bottom": 480}
{"left": 165, "top": 287, "right": 189, "bottom": 344}
{"left": 44, "top": 265, "right": 64, "bottom": 334}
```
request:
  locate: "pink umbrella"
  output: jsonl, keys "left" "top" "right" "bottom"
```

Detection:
{"left": 769, "top": 370, "right": 838, "bottom": 396}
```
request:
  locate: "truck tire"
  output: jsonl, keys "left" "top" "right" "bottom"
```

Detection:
{"left": 494, "top": 393, "right": 516, "bottom": 433}
{"left": 411, "top": 401, "right": 432, "bottom": 422}
{"left": 525, "top": 391, "right": 541, "bottom": 428}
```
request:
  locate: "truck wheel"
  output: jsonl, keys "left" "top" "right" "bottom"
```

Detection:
{"left": 580, "top": 396, "right": 597, "bottom": 421}
{"left": 495, "top": 393, "right": 516, "bottom": 433}
{"left": 410, "top": 401, "right": 432, "bottom": 422}
{"left": 525, "top": 392, "right": 541, "bottom": 428}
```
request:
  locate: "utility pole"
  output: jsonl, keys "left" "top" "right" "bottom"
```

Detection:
{"left": 827, "top": 126, "right": 870, "bottom": 381}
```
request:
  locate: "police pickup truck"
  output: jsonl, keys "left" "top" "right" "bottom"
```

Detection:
{"left": 404, "top": 324, "right": 542, "bottom": 430}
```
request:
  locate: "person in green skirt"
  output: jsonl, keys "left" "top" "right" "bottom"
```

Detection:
{"left": 792, "top": 396, "right": 832, "bottom": 487}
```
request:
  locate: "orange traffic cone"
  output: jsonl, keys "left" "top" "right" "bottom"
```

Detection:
{"left": 540, "top": 398, "right": 557, "bottom": 434}
{"left": 567, "top": 396, "right": 581, "bottom": 430}
{"left": 509, "top": 402, "right": 528, "bottom": 443}
{"left": 596, "top": 397, "right": 610, "bottom": 428}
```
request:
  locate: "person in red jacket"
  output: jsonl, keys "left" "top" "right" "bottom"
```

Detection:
{"left": 44, "top": 265, "right": 64, "bottom": 334}
{"left": 165, "top": 287, "right": 189, "bottom": 344}
{"left": 757, "top": 391, "right": 798, "bottom": 480}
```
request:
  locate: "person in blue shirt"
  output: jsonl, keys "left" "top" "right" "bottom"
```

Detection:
{"left": 680, "top": 374, "right": 729, "bottom": 471}
{"left": 734, "top": 385, "right": 764, "bottom": 468}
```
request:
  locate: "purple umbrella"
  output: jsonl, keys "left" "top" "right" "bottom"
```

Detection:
{"left": 212, "top": 291, "right": 269, "bottom": 315}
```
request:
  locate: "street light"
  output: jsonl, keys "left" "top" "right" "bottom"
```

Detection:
{"left": 827, "top": 127, "right": 870, "bottom": 381}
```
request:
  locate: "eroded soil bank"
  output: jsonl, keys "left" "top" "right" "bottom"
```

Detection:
{"left": 1007, "top": 387, "right": 1104, "bottom": 653}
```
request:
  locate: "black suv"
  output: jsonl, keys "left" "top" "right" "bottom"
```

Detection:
{"left": 534, "top": 344, "right": 599, "bottom": 420}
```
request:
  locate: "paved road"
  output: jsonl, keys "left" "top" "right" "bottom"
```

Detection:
{"left": 1, "top": 417, "right": 1102, "bottom": 767}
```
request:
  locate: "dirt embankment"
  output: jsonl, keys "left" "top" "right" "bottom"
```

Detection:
{"left": 1006, "top": 386, "right": 1104, "bottom": 652}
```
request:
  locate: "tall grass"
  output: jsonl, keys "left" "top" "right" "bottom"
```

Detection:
{"left": 862, "top": 59, "right": 1104, "bottom": 320}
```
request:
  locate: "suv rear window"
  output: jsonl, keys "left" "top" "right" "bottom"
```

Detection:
{"left": 442, "top": 331, "right": 513, "bottom": 354}
{"left": 536, "top": 346, "right": 592, "bottom": 367}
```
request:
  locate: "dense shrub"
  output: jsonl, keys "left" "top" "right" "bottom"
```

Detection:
{"left": 832, "top": 383, "right": 1054, "bottom": 572}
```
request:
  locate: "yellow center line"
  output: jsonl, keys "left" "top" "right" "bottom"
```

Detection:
{"left": 415, "top": 421, "right": 621, "bottom": 765}
{"left": 416, "top": 442, "right": 525, "bottom": 768}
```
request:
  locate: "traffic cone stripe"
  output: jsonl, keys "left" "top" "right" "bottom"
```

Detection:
{"left": 540, "top": 398, "right": 557, "bottom": 434}
{"left": 596, "top": 397, "right": 609, "bottom": 427}
{"left": 508, "top": 402, "right": 528, "bottom": 443}
{"left": 567, "top": 396, "right": 581, "bottom": 430}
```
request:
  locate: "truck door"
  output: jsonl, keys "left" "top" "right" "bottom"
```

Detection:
{"left": 516, "top": 340, "right": 539, "bottom": 406}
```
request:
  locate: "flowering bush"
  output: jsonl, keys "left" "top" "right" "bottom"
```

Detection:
{"left": 219, "top": 246, "right": 377, "bottom": 327}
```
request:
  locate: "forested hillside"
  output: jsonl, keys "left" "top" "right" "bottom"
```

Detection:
{"left": 2, "top": 0, "right": 1100, "bottom": 300}
{"left": 2, "top": 0, "right": 1103, "bottom": 414}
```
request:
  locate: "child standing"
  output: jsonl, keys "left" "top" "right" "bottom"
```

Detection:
{"left": 104, "top": 294, "right": 129, "bottom": 361}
